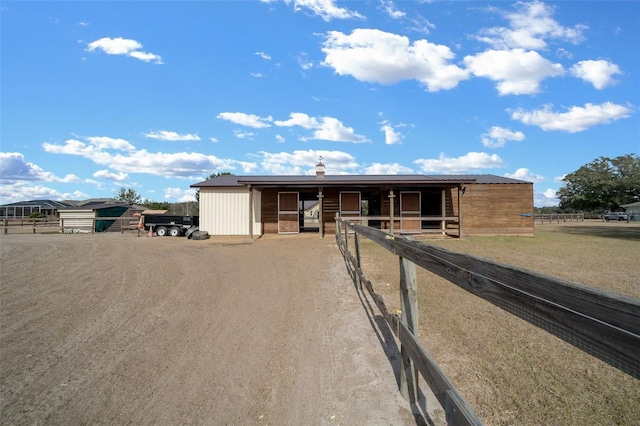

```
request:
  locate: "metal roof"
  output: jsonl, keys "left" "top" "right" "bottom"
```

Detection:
{"left": 191, "top": 174, "right": 529, "bottom": 188}
{"left": 0, "top": 199, "right": 76, "bottom": 208}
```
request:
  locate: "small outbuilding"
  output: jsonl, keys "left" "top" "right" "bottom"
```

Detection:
{"left": 191, "top": 163, "right": 534, "bottom": 238}
{"left": 58, "top": 201, "right": 139, "bottom": 233}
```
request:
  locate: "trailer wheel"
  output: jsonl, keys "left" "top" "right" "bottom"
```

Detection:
{"left": 169, "top": 226, "right": 181, "bottom": 237}
{"left": 156, "top": 226, "right": 168, "bottom": 237}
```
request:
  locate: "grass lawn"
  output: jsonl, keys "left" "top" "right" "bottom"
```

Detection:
{"left": 357, "top": 220, "right": 639, "bottom": 425}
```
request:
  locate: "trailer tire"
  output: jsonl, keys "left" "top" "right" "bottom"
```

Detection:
{"left": 156, "top": 226, "right": 168, "bottom": 237}
{"left": 169, "top": 226, "right": 181, "bottom": 237}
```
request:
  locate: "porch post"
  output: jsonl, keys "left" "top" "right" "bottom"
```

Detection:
{"left": 248, "top": 185, "right": 253, "bottom": 240}
{"left": 458, "top": 184, "right": 464, "bottom": 238}
{"left": 389, "top": 189, "right": 395, "bottom": 235}
{"left": 441, "top": 189, "right": 446, "bottom": 235}
{"left": 318, "top": 187, "right": 324, "bottom": 238}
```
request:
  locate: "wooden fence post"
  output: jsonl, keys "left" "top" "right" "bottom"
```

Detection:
{"left": 399, "top": 255, "right": 418, "bottom": 402}
{"left": 3, "top": 219, "right": 7, "bottom": 235}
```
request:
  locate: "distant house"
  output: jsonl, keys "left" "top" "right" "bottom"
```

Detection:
{"left": 0, "top": 200, "right": 75, "bottom": 219}
{"left": 191, "top": 162, "right": 534, "bottom": 238}
{"left": 621, "top": 201, "right": 640, "bottom": 221}
{"left": 58, "top": 201, "right": 143, "bottom": 232}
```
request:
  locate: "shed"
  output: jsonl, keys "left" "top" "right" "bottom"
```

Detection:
{"left": 191, "top": 164, "right": 534, "bottom": 238}
{"left": 58, "top": 202, "right": 133, "bottom": 232}
{"left": 621, "top": 201, "right": 640, "bottom": 221}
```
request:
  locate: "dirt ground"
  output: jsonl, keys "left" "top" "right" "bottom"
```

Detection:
{"left": 0, "top": 232, "right": 444, "bottom": 426}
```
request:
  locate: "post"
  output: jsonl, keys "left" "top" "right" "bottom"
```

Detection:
{"left": 32, "top": 220, "right": 36, "bottom": 234}
{"left": 389, "top": 189, "right": 395, "bottom": 235}
{"left": 248, "top": 185, "right": 254, "bottom": 240}
{"left": 399, "top": 255, "right": 418, "bottom": 402}
{"left": 3, "top": 219, "right": 7, "bottom": 235}
{"left": 458, "top": 185, "right": 464, "bottom": 238}
{"left": 354, "top": 231, "right": 362, "bottom": 292}
{"left": 317, "top": 188, "right": 324, "bottom": 239}
{"left": 441, "top": 189, "right": 446, "bottom": 235}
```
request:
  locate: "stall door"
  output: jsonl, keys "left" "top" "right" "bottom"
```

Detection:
{"left": 401, "top": 192, "right": 421, "bottom": 232}
{"left": 340, "top": 192, "right": 361, "bottom": 224}
{"left": 278, "top": 192, "right": 299, "bottom": 234}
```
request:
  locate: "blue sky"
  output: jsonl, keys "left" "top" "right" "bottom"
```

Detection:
{"left": 1, "top": 0, "right": 638, "bottom": 207}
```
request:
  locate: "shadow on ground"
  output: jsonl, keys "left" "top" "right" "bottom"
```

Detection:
{"left": 340, "top": 248, "right": 441, "bottom": 426}
{"left": 554, "top": 225, "right": 640, "bottom": 241}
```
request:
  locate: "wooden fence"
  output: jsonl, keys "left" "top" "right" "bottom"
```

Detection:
{"left": 534, "top": 213, "right": 584, "bottom": 223}
{"left": 335, "top": 216, "right": 640, "bottom": 426}
{"left": 1, "top": 217, "right": 140, "bottom": 235}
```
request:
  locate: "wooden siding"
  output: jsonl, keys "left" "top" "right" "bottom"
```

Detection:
{"left": 452, "top": 183, "right": 534, "bottom": 236}
{"left": 59, "top": 210, "right": 95, "bottom": 229}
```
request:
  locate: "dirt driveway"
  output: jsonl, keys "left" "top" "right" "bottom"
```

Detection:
{"left": 1, "top": 232, "right": 441, "bottom": 425}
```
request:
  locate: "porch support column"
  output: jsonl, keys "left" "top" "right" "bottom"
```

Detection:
{"left": 389, "top": 189, "right": 396, "bottom": 235}
{"left": 458, "top": 184, "right": 464, "bottom": 239}
{"left": 248, "top": 185, "right": 253, "bottom": 240}
{"left": 317, "top": 187, "right": 324, "bottom": 238}
{"left": 441, "top": 189, "right": 446, "bottom": 235}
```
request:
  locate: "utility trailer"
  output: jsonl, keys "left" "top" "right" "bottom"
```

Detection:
{"left": 143, "top": 214, "right": 199, "bottom": 238}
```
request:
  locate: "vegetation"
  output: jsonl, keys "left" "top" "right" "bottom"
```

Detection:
{"left": 28, "top": 212, "right": 46, "bottom": 219}
{"left": 114, "top": 187, "right": 142, "bottom": 205}
{"left": 557, "top": 154, "right": 640, "bottom": 212}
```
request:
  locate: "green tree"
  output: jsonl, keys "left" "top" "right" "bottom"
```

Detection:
{"left": 557, "top": 154, "right": 640, "bottom": 212}
{"left": 115, "top": 187, "right": 142, "bottom": 205}
{"left": 195, "top": 172, "right": 232, "bottom": 202}
{"left": 141, "top": 200, "right": 171, "bottom": 210}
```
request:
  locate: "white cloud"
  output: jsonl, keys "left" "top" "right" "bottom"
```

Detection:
{"left": 364, "top": 162, "right": 413, "bottom": 174}
{"left": 275, "top": 112, "right": 320, "bottom": 129}
{"left": 93, "top": 169, "right": 128, "bottom": 181}
{"left": 321, "top": 28, "right": 469, "bottom": 92}
{"left": 414, "top": 152, "right": 504, "bottom": 173}
{"left": 275, "top": 135, "right": 286, "bottom": 143}
{"left": 0, "top": 182, "right": 88, "bottom": 205}
{"left": 481, "top": 126, "right": 525, "bottom": 148}
{"left": 164, "top": 187, "right": 197, "bottom": 202}
{"left": 474, "top": 0, "right": 587, "bottom": 50}
{"left": 86, "top": 37, "right": 163, "bottom": 64}
{"left": 42, "top": 136, "right": 253, "bottom": 178}
{"left": 510, "top": 102, "right": 633, "bottom": 132}
{"left": 0, "top": 152, "right": 79, "bottom": 184}
{"left": 217, "top": 112, "right": 273, "bottom": 128}
{"left": 275, "top": 113, "right": 368, "bottom": 143}
{"left": 464, "top": 49, "right": 564, "bottom": 95}
{"left": 534, "top": 188, "right": 560, "bottom": 207}
{"left": 505, "top": 167, "right": 543, "bottom": 183}
{"left": 285, "top": 0, "right": 363, "bottom": 21}
{"left": 380, "top": 0, "right": 405, "bottom": 19}
{"left": 145, "top": 130, "right": 201, "bottom": 142}
{"left": 381, "top": 124, "right": 403, "bottom": 145}
{"left": 570, "top": 59, "right": 622, "bottom": 89}
{"left": 85, "top": 136, "right": 136, "bottom": 151}
{"left": 256, "top": 51, "right": 271, "bottom": 60}
{"left": 256, "top": 149, "right": 358, "bottom": 174}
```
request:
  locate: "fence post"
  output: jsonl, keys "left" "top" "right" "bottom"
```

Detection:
{"left": 32, "top": 220, "right": 36, "bottom": 234}
{"left": 3, "top": 219, "right": 7, "bottom": 235}
{"left": 399, "top": 255, "right": 418, "bottom": 403}
{"left": 354, "top": 231, "right": 362, "bottom": 292}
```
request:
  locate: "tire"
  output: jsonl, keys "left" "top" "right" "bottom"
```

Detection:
{"left": 169, "top": 226, "right": 181, "bottom": 237}
{"left": 156, "top": 226, "right": 168, "bottom": 236}
{"left": 604, "top": 217, "right": 610, "bottom": 222}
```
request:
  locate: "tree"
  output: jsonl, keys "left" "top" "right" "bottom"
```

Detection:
{"left": 142, "top": 200, "right": 171, "bottom": 210}
{"left": 557, "top": 154, "right": 640, "bottom": 212}
{"left": 195, "top": 172, "right": 232, "bottom": 202}
{"left": 115, "top": 187, "right": 142, "bottom": 205}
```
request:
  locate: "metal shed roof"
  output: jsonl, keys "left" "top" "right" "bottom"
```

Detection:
{"left": 191, "top": 174, "right": 529, "bottom": 188}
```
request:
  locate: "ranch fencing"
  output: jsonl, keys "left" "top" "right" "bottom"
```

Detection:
{"left": 1, "top": 217, "right": 140, "bottom": 235}
{"left": 534, "top": 213, "right": 584, "bottom": 223}
{"left": 334, "top": 216, "right": 640, "bottom": 426}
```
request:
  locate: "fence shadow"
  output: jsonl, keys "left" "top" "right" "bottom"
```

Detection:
{"left": 555, "top": 225, "right": 640, "bottom": 241}
{"left": 340, "top": 252, "right": 437, "bottom": 426}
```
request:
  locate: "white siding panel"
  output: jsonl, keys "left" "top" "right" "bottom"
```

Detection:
{"left": 59, "top": 210, "right": 95, "bottom": 228}
{"left": 200, "top": 188, "right": 251, "bottom": 235}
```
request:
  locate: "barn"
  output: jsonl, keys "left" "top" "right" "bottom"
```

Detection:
{"left": 191, "top": 163, "right": 534, "bottom": 238}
